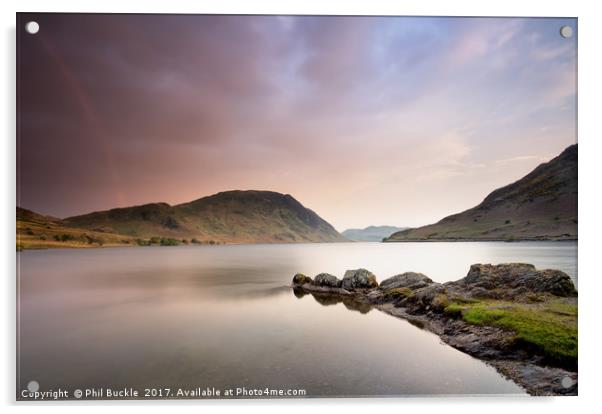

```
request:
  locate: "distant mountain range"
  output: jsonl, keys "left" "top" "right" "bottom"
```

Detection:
{"left": 17, "top": 145, "right": 577, "bottom": 249}
{"left": 17, "top": 190, "right": 347, "bottom": 249}
{"left": 385, "top": 144, "right": 577, "bottom": 242}
{"left": 342, "top": 225, "right": 409, "bottom": 242}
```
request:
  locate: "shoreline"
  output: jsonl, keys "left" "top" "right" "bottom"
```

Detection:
{"left": 383, "top": 237, "right": 577, "bottom": 243}
{"left": 373, "top": 302, "right": 577, "bottom": 396}
{"left": 291, "top": 265, "right": 578, "bottom": 396}
{"left": 17, "top": 238, "right": 578, "bottom": 251}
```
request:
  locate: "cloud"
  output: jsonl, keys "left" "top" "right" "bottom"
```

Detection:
{"left": 17, "top": 14, "right": 577, "bottom": 229}
{"left": 532, "top": 42, "right": 574, "bottom": 61}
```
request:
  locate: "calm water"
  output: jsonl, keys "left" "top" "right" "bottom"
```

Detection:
{"left": 17, "top": 242, "right": 577, "bottom": 398}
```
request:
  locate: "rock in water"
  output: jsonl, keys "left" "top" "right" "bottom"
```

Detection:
{"left": 341, "top": 269, "right": 379, "bottom": 290}
{"left": 313, "top": 273, "right": 343, "bottom": 288}
{"left": 292, "top": 273, "right": 313, "bottom": 285}
{"left": 380, "top": 272, "right": 433, "bottom": 290}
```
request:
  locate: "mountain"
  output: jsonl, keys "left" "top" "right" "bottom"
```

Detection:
{"left": 342, "top": 225, "right": 409, "bottom": 242}
{"left": 385, "top": 144, "right": 577, "bottom": 242}
{"left": 57, "top": 190, "right": 346, "bottom": 244}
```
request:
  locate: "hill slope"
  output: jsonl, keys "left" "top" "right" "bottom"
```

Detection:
{"left": 61, "top": 190, "right": 346, "bottom": 244}
{"left": 385, "top": 144, "right": 577, "bottom": 242}
{"left": 342, "top": 225, "right": 409, "bottom": 242}
{"left": 17, "top": 207, "right": 137, "bottom": 249}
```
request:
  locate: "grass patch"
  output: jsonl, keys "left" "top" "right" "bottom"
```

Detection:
{"left": 383, "top": 287, "right": 414, "bottom": 300}
{"left": 545, "top": 301, "right": 578, "bottom": 317}
{"left": 444, "top": 302, "right": 466, "bottom": 318}
{"left": 445, "top": 299, "right": 577, "bottom": 367}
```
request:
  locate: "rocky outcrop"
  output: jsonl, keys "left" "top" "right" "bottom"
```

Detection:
{"left": 290, "top": 263, "right": 578, "bottom": 396}
{"left": 342, "top": 268, "right": 378, "bottom": 290}
{"left": 291, "top": 263, "right": 577, "bottom": 317}
{"left": 447, "top": 263, "right": 577, "bottom": 300}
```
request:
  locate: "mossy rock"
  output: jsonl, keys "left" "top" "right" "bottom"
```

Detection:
{"left": 342, "top": 268, "right": 378, "bottom": 290}
{"left": 380, "top": 272, "right": 433, "bottom": 290}
{"left": 383, "top": 287, "right": 414, "bottom": 300}
{"left": 313, "top": 273, "right": 342, "bottom": 288}
{"left": 431, "top": 294, "right": 450, "bottom": 312}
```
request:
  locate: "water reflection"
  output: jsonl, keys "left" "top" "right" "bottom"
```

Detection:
{"left": 18, "top": 242, "right": 571, "bottom": 397}
{"left": 293, "top": 288, "right": 372, "bottom": 314}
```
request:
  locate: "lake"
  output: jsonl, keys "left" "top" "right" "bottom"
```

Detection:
{"left": 17, "top": 241, "right": 577, "bottom": 398}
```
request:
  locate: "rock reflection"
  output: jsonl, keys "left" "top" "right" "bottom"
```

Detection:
{"left": 292, "top": 288, "right": 372, "bottom": 314}
{"left": 292, "top": 287, "right": 307, "bottom": 298}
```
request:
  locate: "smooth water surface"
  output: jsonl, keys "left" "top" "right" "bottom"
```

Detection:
{"left": 17, "top": 241, "right": 576, "bottom": 397}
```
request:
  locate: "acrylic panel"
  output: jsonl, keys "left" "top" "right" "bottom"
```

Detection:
{"left": 16, "top": 13, "right": 577, "bottom": 400}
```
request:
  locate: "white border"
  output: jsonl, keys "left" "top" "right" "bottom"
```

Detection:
{"left": 2, "top": 1, "right": 602, "bottom": 413}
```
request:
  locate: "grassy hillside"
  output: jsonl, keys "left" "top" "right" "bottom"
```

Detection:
{"left": 17, "top": 207, "right": 136, "bottom": 250}
{"left": 385, "top": 144, "right": 577, "bottom": 242}
{"left": 174, "top": 191, "right": 346, "bottom": 243}
{"left": 18, "top": 190, "right": 346, "bottom": 249}
{"left": 342, "top": 225, "right": 409, "bottom": 242}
